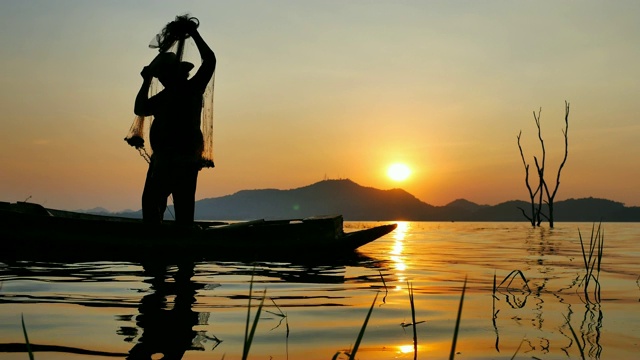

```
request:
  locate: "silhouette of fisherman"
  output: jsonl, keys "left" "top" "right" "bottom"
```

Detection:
{"left": 134, "top": 17, "right": 216, "bottom": 226}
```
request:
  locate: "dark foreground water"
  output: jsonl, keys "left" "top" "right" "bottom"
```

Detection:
{"left": 0, "top": 222, "right": 638, "bottom": 359}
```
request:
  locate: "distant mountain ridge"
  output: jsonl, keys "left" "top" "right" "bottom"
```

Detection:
{"left": 93, "top": 179, "right": 640, "bottom": 222}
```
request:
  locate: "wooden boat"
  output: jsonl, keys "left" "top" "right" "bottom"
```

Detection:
{"left": 0, "top": 201, "right": 397, "bottom": 262}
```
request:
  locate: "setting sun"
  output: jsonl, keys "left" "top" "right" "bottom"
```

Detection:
{"left": 387, "top": 163, "right": 411, "bottom": 181}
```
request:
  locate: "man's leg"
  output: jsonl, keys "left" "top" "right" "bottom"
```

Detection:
{"left": 142, "top": 159, "right": 170, "bottom": 224}
{"left": 172, "top": 164, "right": 199, "bottom": 226}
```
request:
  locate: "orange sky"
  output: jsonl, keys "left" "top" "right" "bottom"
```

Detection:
{"left": 1, "top": 1, "right": 639, "bottom": 211}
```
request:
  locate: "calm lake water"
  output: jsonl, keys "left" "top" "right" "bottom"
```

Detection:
{"left": 0, "top": 222, "right": 638, "bottom": 359}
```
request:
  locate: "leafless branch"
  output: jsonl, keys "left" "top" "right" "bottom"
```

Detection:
{"left": 549, "top": 101, "right": 570, "bottom": 201}
{"left": 517, "top": 131, "right": 538, "bottom": 226}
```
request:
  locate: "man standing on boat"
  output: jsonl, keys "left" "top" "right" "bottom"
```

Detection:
{"left": 134, "top": 17, "right": 216, "bottom": 226}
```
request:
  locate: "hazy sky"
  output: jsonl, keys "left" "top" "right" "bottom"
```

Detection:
{"left": 1, "top": 1, "right": 639, "bottom": 211}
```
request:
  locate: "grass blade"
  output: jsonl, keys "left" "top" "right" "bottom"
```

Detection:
{"left": 596, "top": 224, "right": 604, "bottom": 302}
{"left": 349, "top": 291, "right": 379, "bottom": 360}
{"left": 578, "top": 229, "right": 589, "bottom": 279}
{"left": 242, "top": 271, "right": 266, "bottom": 360}
{"left": 244, "top": 290, "right": 266, "bottom": 360}
{"left": 242, "top": 273, "right": 255, "bottom": 359}
{"left": 449, "top": 276, "right": 467, "bottom": 360}
{"left": 21, "top": 314, "right": 34, "bottom": 360}
{"left": 509, "top": 337, "right": 525, "bottom": 360}
{"left": 407, "top": 282, "right": 418, "bottom": 360}
{"left": 379, "top": 271, "right": 389, "bottom": 305}
{"left": 563, "top": 314, "right": 586, "bottom": 359}
{"left": 492, "top": 271, "right": 500, "bottom": 353}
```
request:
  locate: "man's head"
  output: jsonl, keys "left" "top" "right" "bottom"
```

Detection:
{"left": 149, "top": 52, "right": 194, "bottom": 87}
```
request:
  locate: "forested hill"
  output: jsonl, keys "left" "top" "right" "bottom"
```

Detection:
{"left": 102, "top": 179, "right": 640, "bottom": 222}
{"left": 194, "top": 179, "right": 437, "bottom": 221}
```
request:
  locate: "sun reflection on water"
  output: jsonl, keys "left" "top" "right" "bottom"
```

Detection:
{"left": 398, "top": 344, "right": 427, "bottom": 355}
{"left": 393, "top": 221, "right": 409, "bottom": 241}
{"left": 390, "top": 221, "right": 409, "bottom": 282}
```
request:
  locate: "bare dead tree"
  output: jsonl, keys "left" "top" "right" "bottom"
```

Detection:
{"left": 517, "top": 102, "right": 570, "bottom": 228}
{"left": 542, "top": 101, "right": 570, "bottom": 228}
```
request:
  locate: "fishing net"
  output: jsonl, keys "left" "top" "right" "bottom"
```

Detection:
{"left": 125, "top": 15, "right": 215, "bottom": 169}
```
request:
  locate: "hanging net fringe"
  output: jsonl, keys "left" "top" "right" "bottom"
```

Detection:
{"left": 125, "top": 14, "right": 215, "bottom": 169}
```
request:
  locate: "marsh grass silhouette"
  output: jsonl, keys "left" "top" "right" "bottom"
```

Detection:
{"left": 578, "top": 223, "right": 604, "bottom": 304}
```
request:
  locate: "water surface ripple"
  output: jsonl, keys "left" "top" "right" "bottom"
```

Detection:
{"left": 1, "top": 222, "right": 638, "bottom": 359}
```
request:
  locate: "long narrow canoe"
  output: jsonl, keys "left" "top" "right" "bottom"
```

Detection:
{"left": 0, "top": 201, "right": 396, "bottom": 261}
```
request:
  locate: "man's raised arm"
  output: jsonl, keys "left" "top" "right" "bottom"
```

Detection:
{"left": 188, "top": 25, "right": 216, "bottom": 91}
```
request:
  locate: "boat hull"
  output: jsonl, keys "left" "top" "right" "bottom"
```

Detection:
{"left": 0, "top": 202, "right": 397, "bottom": 262}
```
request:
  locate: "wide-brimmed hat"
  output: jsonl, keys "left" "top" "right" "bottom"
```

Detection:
{"left": 148, "top": 52, "right": 194, "bottom": 77}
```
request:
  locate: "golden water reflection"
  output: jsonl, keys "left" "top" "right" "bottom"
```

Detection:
{"left": 398, "top": 344, "right": 421, "bottom": 353}
{"left": 2, "top": 222, "right": 638, "bottom": 359}
{"left": 390, "top": 221, "right": 409, "bottom": 280}
{"left": 392, "top": 221, "right": 409, "bottom": 242}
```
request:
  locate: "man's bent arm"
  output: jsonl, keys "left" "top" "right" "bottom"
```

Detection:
{"left": 134, "top": 70, "right": 153, "bottom": 116}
